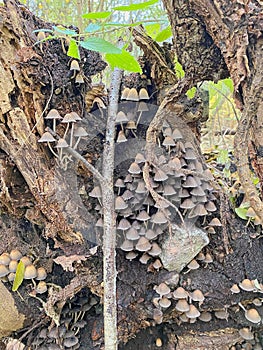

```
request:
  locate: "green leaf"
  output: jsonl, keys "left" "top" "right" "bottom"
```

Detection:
{"left": 67, "top": 39, "right": 80, "bottom": 59}
{"left": 80, "top": 38, "right": 122, "bottom": 54}
{"left": 104, "top": 21, "right": 144, "bottom": 27}
{"left": 105, "top": 50, "right": 142, "bottom": 73}
{"left": 84, "top": 23, "right": 102, "bottom": 33}
{"left": 114, "top": 0, "right": 159, "bottom": 11}
{"left": 12, "top": 261, "right": 25, "bottom": 292}
{"left": 82, "top": 11, "right": 112, "bottom": 19}
{"left": 175, "top": 60, "right": 185, "bottom": 78}
{"left": 155, "top": 25, "right": 172, "bottom": 42}
{"left": 33, "top": 29, "right": 54, "bottom": 34}
{"left": 186, "top": 87, "right": 196, "bottom": 99}
{"left": 235, "top": 207, "right": 248, "bottom": 220}
{"left": 52, "top": 26, "right": 77, "bottom": 36}
{"left": 217, "top": 149, "right": 229, "bottom": 165}
{"left": 145, "top": 23, "right": 161, "bottom": 38}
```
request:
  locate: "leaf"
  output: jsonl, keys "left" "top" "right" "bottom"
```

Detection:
{"left": 145, "top": 23, "right": 161, "bottom": 38}
{"left": 175, "top": 60, "right": 185, "bottom": 78}
{"left": 82, "top": 11, "right": 112, "bottom": 19}
{"left": 235, "top": 207, "right": 248, "bottom": 220}
{"left": 104, "top": 21, "right": 144, "bottom": 27}
{"left": 80, "top": 38, "right": 122, "bottom": 54}
{"left": 114, "top": 0, "right": 159, "bottom": 11}
{"left": 84, "top": 23, "right": 102, "bottom": 33}
{"left": 33, "top": 28, "right": 54, "bottom": 34}
{"left": 67, "top": 39, "right": 80, "bottom": 59}
{"left": 217, "top": 149, "right": 229, "bottom": 164}
{"left": 52, "top": 25, "right": 77, "bottom": 36}
{"left": 155, "top": 25, "right": 172, "bottom": 42}
{"left": 105, "top": 50, "right": 142, "bottom": 73}
{"left": 186, "top": 87, "right": 196, "bottom": 99}
{"left": 12, "top": 261, "right": 25, "bottom": 292}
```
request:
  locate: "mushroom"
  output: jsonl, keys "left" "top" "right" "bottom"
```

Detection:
{"left": 173, "top": 287, "right": 189, "bottom": 300}
{"left": 136, "top": 237, "right": 151, "bottom": 252}
{"left": 214, "top": 309, "right": 228, "bottom": 320}
{"left": 186, "top": 304, "right": 200, "bottom": 318}
{"left": 128, "top": 162, "right": 141, "bottom": 175}
{"left": 152, "top": 259, "right": 162, "bottom": 270}
{"left": 199, "top": 311, "right": 212, "bottom": 322}
{"left": 117, "top": 218, "right": 131, "bottom": 231}
{"left": 151, "top": 211, "right": 168, "bottom": 225}
{"left": 155, "top": 282, "right": 170, "bottom": 297}
{"left": 230, "top": 284, "right": 240, "bottom": 294}
{"left": 8, "top": 260, "right": 18, "bottom": 273}
{"left": 162, "top": 136, "right": 175, "bottom": 154}
{"left": 190, "top": 289, "right": 205, "bottom": 305}
{"left": 36, "top": 31, "right": 46, "bottom": 53}
{"left": 0, "top": 253, "right": 11, "bottom": 265}
{"left": 126, "top": 228, "right": 140, "bottom": 241}
{"left": 116, "top": 111, "right": 128, "bottom": 131}
{"left": 55, "top": 138, "right": 69, "bottom": 165}
{"left": 115, "top": 196, "right": 128, "bottom": 210}
{"left": 209, "top": 218, "right": 222, "bottom": 227}
{"left": 139, "top": 88, "right": 149, "bottom": 100}
{"left": 245, "top": 308, "right": 261, "bottom": 324}
{"left": 121, "top": 87, "right": 130, "bottom": 100}
{"left": 183, "top": 176, "right": 198, "bottom": 188}
{"left": 36, "top": 267, "right": 47, "bottom": 281}
{"left": 45, "top": 109, "right": 62, "bottom": 133}
{"left": 120, "top": 240, "right": 133, "bottom": 252}
{"left": 172, "top": 129, "right": 183, "bottom": 140}
{"left": 239, "top": 327, "right": 254, "bottom": 341}
{"left": 20, "top": 256, "right": 32, "bottom": 266}
{"left": 36, "top": 281, "right": 48, "bottom": 294}
{"left": 239, "top": 279, "right": 255, "bottom": 292}
{"left": 175, "top": 299, "right": 190, "bottom": 312}
{"left": 61, "top": 112, "right": 80, "bottom": 147}
{"left": 63, "top": 336, "right": 79, "bottom": 348}
{"left": 155, "top": 338, "right": 162, "bottom": 347}
{"left": 159, "top": 297, "right": 171, "bottom": 308}
{"left": 126, "top": 88, "right": 139, "bottom": 101}
{"left": 24, "top": 264, "right": 37, "bottom": 280}
{"left": 186, "top": 259, "right": 200, "bottom": 272}
{"left": 9, "top": 249, "right": 22, "bottom": 261}
{"left": 148, "top": 243, "right": 162, "bottom": 257}
{"left": 73, "top": 126, "right": 88, "bottom": 149}
{"left": 145, "top": 229, "right": 158, "bottom": 240}
{"left": 75, "top": 73, "right": 84, "bottom": 84}
{"left": 153, "top": 309, "right": 163, "bottom": 324}
{"left": 135, "top": 181, "right": 147, "bottom": 194}
{"left": 139, "top": 253, "right": 151, "bottom": 264}
{"left": 125, "top": 251, "right": 138, "bottom": 261}
{"left": 136, "top": 210, "right": 150, "bottom": 222}
{"left": 38, "top": 132, "right": 58, "bottom": 158}
{"left": 125, "top": 120, "right": 137, "bottom": 137}
{"left": 70, "top": 60, "right": 80, "bottom": 78}
{"left": 154, "top": 169, "right": 168, "bottom": 182}
{"left": 0, "top": 265, "right": 9, "bottom": 278}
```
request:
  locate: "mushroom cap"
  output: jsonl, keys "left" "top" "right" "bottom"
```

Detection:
{"left": 37, "top": 31, "right": 46, "bottom": 40}
{"left": 125, "top": 251, "right": 138, "bottom": 261}
{"left": 0, "top": 253, "right": 11, "bottom": 265}
{"left": 239, "top": 327, "right": 254, "bottom": 340}
{"left": 118, "top": 219, "right": 131, "bottom": 231}
{"left": 139, "top": 253, "right": 151, "bottom": 264}
{"left": 156, "top": 338, "right": 162, "bottom": 347}
{"left": 70, "top": 60, "right": 80, "bottom": 71}
{"left": 199, "top": 311, "right": 212, "bottom": 322}
{"left": 36, "top": 267, "right": 47, "bottom": 281}
{"left": 121, "top": 87, "right": 130, "bottom": 100}
{"left": 186, "top": 304, "right": 200, "bottom": 318}
{"left": 145, "top": 229, "right": 158, "bottom": 240}
{"left": 151, "top": 211, "right": 168, "bottom": 224}
{"left": 135, "top": 181, "right": 147, "bottom": 194}
{"left": 116, "top": 130, "right": 127, "bottom": 143}
{"left": 204, "top": 253, "right": 213, "bottom": 263}
{"left": 55, "top": 138, "right": 69, "bottom": 148}
{"left": 180, "top": 198, "right": 195, "bottom": 209}
{"left": 163, "top": 136, "right": 175, "bottom": 147}
{"left": 61, "top": 113, "right": 77, "bottom": 123}
{"left": 38, "top": 132, "right": 56, "bottom": 143}
{"left": 230, "top": 284, "right": 240, "bottom": 294}
{"left": 89, "top": 186, "right": 102, "bottom": 198}
{"left": 7, "top": 272, "right": 15, "bottom": 282}
{"left": 137, "top": 101, "right": 149, "bottom": 112}
{"left": 126, "top": 88, "right": 139, "bottom": 101}
{"left": 175, "top": 299, "right": 190, "bottom": 312}
{"left": 0, "top": 264, "right": 9, "bottom": 277}
{"left": 75, "top": 73, "right": 84, "bottom": 83}
{"left": 172, "top": 129, "right": 183, "bottom": 140}
{"left": 20, "top": 256, "right": 32, "bottom": 266}
{"left": 9, "top": 260, "right": 18, "bottom": 272}
{"left": 187, "top": 259, "right": 200, "bottom": 270}
{"left": 173, "top": 287, "right": 188, "bottom": 299}
{"left": 128, "top": 162, "right": 141, "bottom": 174}
{"left": 136, "top": 237, "right": 151, "bottom": 252}
{"left": 209, "top": 218, "right": 222, "bottom": 227}
{"left": 120, "top": 239, "right": 134, "bottom": 252}
{"left": 191, "top": 289, "right": 204, "bottom": 302}
{"left": 183, "top": 176, "right": 198, "bottom": 188}
{"left": 159, "top": 297, "right": 171, "bottom": 308}
{"left": 9, "top": 249, "right": 23, "bottom": 261}
{"left": 63, "top": 336, "right": 79, "bottom": 348}
{"left": 73, "top": 126, "right": 88, "bottom": 137}
{"left": 36, "top": 281, "right": 48, "bottom": 294}
{"left": 139, "top": 88, "right": 149, "bottom": 100}
{"left": 155, "top": 282, "right": 170, "bottom": 296}
{"left": 205, "top": 201, "right": 217, "bottom": 212}
{"left": 148, "top": 243, "right": 162, "bottom": 257}
{"left": 245, "top": 308, "right": 261, "bottom": 324}
{"left": 136, "top": 210, "right": 150, "bottom": 221}
{"left": 154, "top": 169, "right": 168, "bottom": 182}
{"left": 126, "top": 227, "right": 140, "bottom": 240}
{"left": 115, "top": 196, "right": 128, "bottom": 210}
{"left": 239, "top": 279, "right": 254, "bottom": 292}
{"left": 45, "top": 109, "right": 62, "bottom": 120}
{"left": 196, "top": 252, "right": 205, "bottom": 261}
{"left": 214, "top": 309, "right": 228, "bottom": 320}
{"left": 116, "top": 111, "right": 128, "bottom": 123}
{"left": 153, "top": 308, "right": 163, "bottom": 324}
{"left": 152, "top": 259, "right": 162, "bottom": 270}
{"left": 24, "top": 264, "right": 37, "bottom": 279}
{"left": 115, "top": 178, "right": 125, "bottom": 188}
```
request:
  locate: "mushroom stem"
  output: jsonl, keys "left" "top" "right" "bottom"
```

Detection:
{"left": 63, "top": 123, "right": 70, "bottom": 139}
{"left": 53, "top": 119, "right": 57, "bottom": 133}
{"left": 136, "top": 111, "right": 143, "bottom": 127}
{"left": 70, "top": 123, "right": 75, "bottom": 147}
{"left": 47, "top": 142, "right": 59, "bottom": 158}
{"left": 73, "top": 137, "right": 81, "bottom": 150}
{"left": 238, "top": 302, "right": 246, "bottom": 312}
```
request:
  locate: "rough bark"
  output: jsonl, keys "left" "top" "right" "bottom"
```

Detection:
{"left": 1, "top": 1, "right": 263, "bottom": 350}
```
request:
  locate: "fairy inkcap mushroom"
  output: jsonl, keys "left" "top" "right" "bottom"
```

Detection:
{"left": 9, "top": 249, "right": 22, "bottom": 261}
{"left": 73, "top": 126, "right": 88, "bottom": 149}
{"left": 20, "top": 256, "right": 32, "bottom": 266}
{"left": 151, "top": 211, "right": 168, "bottom": 224}
{"left": 230, "top": 284, "right": 240, "bottom": 294}
{"left": 215, "top": 309, "right": 228, "bottom": 320}
{"left": 239, "top": 279, "right": 255, "bottom": 292}
{"left": 186, "top": 259, "right": 200, "bottom": 271}
{"left": 155, "top": 282, "right": 170, "bottom": 297}
{"left": 245, "top": 308, "right": 261, "bottom": 324}
{"left": 152, "top": 259, "right": 162, "bottom": 270}
{"left": 159, "top": 297, "right": 171, "bottom": 308}
{"left": 75, "top": 73, "right": 84, "bottom": 84}
{"left": 136, "top": 210, "right": 150, "bottom": 221}
{"left": 126, "top": 228, "right": 140, "bottom": 241}
{"left": 209, "top": 218, "right": 222, "bottom": 227}
{"left": 186, "top": 304, "right": 200, "bottom": 318}
{"left": 126, "top": 87, "right": 139, "bottom": 101}
{"left": 148, "top": 243, "right": 162, "bottom": 257}
{"left": 125, "top": 251, "right": 138, "bottom": 261}
{"left": 0, "top": 253, "right": 10, "bottom": 265}
{"left": 173, "top": 287, "right": 189, "bottom": 299}
{"left": 0, "top": 265, "right": 9, "bottom": 278}
{"left": 36, "top": 267, "right": 47, "bottom": 281}
{"left": 70, "top": 60, "right": 80, "bottom": 78}
{"left": 138, "top": 88, "right": 149, "bottom": 100}
{"left": 116, "top": 111, "right": 128, "bottom": 130}
{"left": 137, "top": 101, "right": 149, "bottom": 112}
{"left": 190, "top": 289, "right": 205, "bottom": 304}
{"left": 239, "top": 327, "right": 254, "bottom": 340}
{"left": 120, "top": 240, "right": 133, "bottom": 252}
{"left": 45, "top": 109, "right": 62, "bottom": 133}
{"left": 121, "top": 87, "right": 130, "bottom": 100}
{"left": 154, "top": 169, "right": 168, "bottom": 182}
{"left": 36, "top": 281, "right": 48, "bottom": 294}
{"left": 8, "top": 260, "right": 18, "bottom": 272}
{"left": 128, "top": 162, "right": 141, "bottom": 175}
{"left": 24, "top": 264, "right": 37, "bottom": 279}
{"left": 139, "top": 253, "right": 151, "bottom": 264}
{"left": 38, "top": 132, "right": 58, "bottom": 158}
{"left": 115, "top": 196, "right": 128, "bottom": 210}
{"left": 199, "top": 311, "right": 212, "bottom": 322}
{"left": 175, "top": 299, "right": 190, "bottom": 312}
{"left": 136, "top": 237, "right": 151, "bottom": 252}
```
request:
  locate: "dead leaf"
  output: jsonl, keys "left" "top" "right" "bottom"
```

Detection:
{"left": 54, "top": 255, "right": 87, "bottom": 272}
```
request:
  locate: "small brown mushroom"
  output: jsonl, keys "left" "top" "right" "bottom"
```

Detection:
{"left": 175, "top": 299, "right": 190, "bottom": 312}
{"left": 239, "top": 279, "right": 255, "bottom": 292}
{"left": 239, "top": 327, "right": 254, "bottom": 341}
{"left": 173, "top": 287, "right": 188, "bottom": 299}
{"left": 0, "top": 253, "right": 11, "bottom": 266}
{"left": 159, "top": 297, "right": 171, "bottom": 308}
{"left": 121, "top": 87, "right": 130, "bottom": 100}
{"left": 139, "top": 253, "right": 151, "bottom": 264}
{"left": 36, "top": 267, "right": 47, "bottom": 281}
{"left": 0, "top": 264, "right": 9, "bottom": 278}
{"left": 215, "top": 309, "right": 228, "bottom": 320}
{"left": 36, "top": 281, "right": 48, "bottom": 294}
{"left": 120, "top": 240, "right": 134, "bottom": 252}
{"left": 155, "top": 282, "right": 170, "bottom": 297}
{"left": 245, "top": 308, "right": 261, "bottom": 324}
{"left": 199, "top": 311, "right": 212, "bottom": 322}
{"left": 230, "top": 284, "right": 240, "bottom": 294}
{"left": 24, "top": 264, "right": 37, "bottom": 279}
{"left": 186, "top": 304, "right": 200, "bottom": 318}
{"left": 126, "top": 88, "right": 139, "bottom": 101}
{"left": 128, "top": 162, "right": 141, "bottom": 175}
{"left": 136, "top": 237, "right": 151, "bottom": 252}
{"left": 139, "top": 88, "right": 149, "bottom": 100}
{"left": 9, "top": 249, "right": 22, "bottom": 261}
{"left": 45, "top": 109, "right": 62, "bottom": 133}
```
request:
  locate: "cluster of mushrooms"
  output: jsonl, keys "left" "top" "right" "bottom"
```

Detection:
{"left": 38, "top": 109, "right": 87, "bottom": 170}
{"left": 0, "top": 249, "right": 47, "bottom": 294}
{"left": 30, "top": 290, "right": 99, "bottom": 349}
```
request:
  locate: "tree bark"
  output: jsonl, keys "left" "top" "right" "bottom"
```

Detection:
{"left": 1, "top": 1, "right": 263, "bottom": 350}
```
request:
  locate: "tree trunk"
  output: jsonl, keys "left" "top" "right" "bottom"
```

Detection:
{"left": 0, "top": 1, "right": 263, "bottom": 350}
